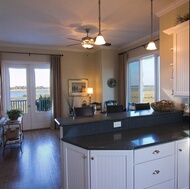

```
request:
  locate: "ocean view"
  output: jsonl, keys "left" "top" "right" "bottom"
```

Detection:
{"left": 10, "top": 89, "right": 50, "bottom": 99}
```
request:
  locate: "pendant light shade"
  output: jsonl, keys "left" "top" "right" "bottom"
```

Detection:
{"left": 95, "top": 0, "right": 106, "bottom": 45}
{"left": 146, "top": 41, "right": 157, "bottom": 50}
{"left": 146, "top": 0, "right": 157, "bottom": 50}
{"left": 95, "top": 33, "right": 106, "bottom": 45}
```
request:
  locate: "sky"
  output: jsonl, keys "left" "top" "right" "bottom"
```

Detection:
{"left": 9, "top": 68, "right": 50, "bottom": 87}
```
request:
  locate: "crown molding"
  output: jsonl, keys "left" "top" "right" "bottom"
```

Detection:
{"left": 156, "top": 0, "right": 189, "bottom": 17}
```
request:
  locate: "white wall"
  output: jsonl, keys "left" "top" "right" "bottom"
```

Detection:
{"left": 61, "top": 51, "right": 96, "bottom": 116}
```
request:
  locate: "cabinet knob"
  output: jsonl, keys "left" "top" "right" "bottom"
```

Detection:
{"left": 83, "top": 156, "right": 87, "bottom": 159}
{"left": 153, "top": 170, "right": 160, "bottom": 175}
{"left": 179, "top": 149, "right": 182, "bottom": 152}
{"left": 152, "top": 150, "right": 160, "bottom": 154}
{"left": 91, "top": 157, "right": 94, "bottom": 160}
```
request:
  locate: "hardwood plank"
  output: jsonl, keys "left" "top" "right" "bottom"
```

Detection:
{"left": 0, "top": 129, "right": 61, "bottom": 189}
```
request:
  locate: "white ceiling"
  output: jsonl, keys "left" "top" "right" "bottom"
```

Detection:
{"left": 0, "top": 0, "right": 181, "bottom": 51}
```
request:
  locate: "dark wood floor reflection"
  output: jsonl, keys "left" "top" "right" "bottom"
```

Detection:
{"left": 0, "top": 129, "right": 61, "bottom": 189}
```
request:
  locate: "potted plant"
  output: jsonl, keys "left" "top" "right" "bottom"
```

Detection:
{"left": 6, "top": 109, "right": 24, "bottom": 120}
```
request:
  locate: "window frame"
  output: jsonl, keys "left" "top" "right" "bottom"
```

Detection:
{"left": 126, "top": 52, "right": 160, "bottom": 106}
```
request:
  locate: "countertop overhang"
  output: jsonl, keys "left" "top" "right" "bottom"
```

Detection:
{"left": 62, "top": 121, "right": 189, "bottom": 150}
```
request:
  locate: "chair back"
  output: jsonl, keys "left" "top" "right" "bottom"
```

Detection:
{"left": 91, "top": 102, "right": 102, "bottom": 111}
{"left": 74, "top": 106, "right": 94, "bottom": 117}
{"left": 107, "top": 105, "right": 124, "bottom": 113}
{"left": 105, "top": 100, "right": 117, "bottom": 106}
{"left": 135, "top": 103, "right": 150, "bottom": 110}
{"left": 128, "top": 102, "right": 135, "bottom": 111}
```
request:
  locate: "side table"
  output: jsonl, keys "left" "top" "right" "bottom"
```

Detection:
{"left": 2, "top": 116, "right": 23, "bottom": 155}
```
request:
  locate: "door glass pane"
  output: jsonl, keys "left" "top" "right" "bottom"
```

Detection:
{"left": 141, "top": 56, "right": 155, "bottom": 102}
{"left": 128, "top": 61, "right": 140, "bottom": 103}
{"left": 9, "top": 68, "right": 28, "bottom": 113}
{"left": 35, "top": 69, "right": 50, "bottom": 112}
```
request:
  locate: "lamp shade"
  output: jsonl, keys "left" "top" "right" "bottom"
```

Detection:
{"left": 146, "top": 41, "right": 157, "bottom": 50}
{"left": 87, "top": 88, "right": 93, "bottom": 95}
{"left": 94, "top": 33, "right": 106, "bottom": 45}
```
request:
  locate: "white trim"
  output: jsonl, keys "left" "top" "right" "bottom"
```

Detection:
{"left": 156, "top": 0, "right": 189, "bottom": 17}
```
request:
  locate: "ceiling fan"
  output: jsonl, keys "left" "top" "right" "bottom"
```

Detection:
{"left": 67, "top": 29, "right": 111, "bottom": 49}
{"left": 68, "top": 0, "right": 110, "bottom": 49}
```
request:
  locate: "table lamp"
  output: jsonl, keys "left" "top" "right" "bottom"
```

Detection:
{"left": 87, "top": 88, "right": 93, "bottom": 104}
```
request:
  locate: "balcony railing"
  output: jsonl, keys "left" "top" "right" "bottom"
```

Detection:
{"left": 10, "top": 98, "right": 51, "bottom": 113}
{"left": 35, "top": 98, "right": 51, "bottom": 111}
{"left": 10, "top": 100, "right": 27, "bottom": 113}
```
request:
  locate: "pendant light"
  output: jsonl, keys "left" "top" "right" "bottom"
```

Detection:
{"left": 94, "top": 0, "right": 106, "bottom": 45}
{"left": 146, "top": 0, "right": 157, "bottom": 50}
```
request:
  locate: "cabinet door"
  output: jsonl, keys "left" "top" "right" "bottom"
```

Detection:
{"left": 63, "top": 142, "right": 89, "bottom": 189}
{"left": 163, "top": 21, "right": 189, "bottom": 97}
{"left": 173, "top": 21, "right": 189, "bottom": 96}
{"left": 90, "top": 150, "right": 133, "bottom": 189}
{"left": 175, "top": 138, "right": 189, "bottom": 189}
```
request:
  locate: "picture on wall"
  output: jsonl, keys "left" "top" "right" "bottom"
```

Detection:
{"left": 68, "top": 79, "right": 88, "bottom": 96}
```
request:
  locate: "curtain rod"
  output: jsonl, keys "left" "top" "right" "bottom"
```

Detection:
{"left": 118, "top": 38, "right": 159, "bottom": 55}
{"left": 0, "top": 51, "right": 63, "bottom": 56}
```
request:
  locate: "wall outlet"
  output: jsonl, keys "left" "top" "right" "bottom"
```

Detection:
{"left": 113, "top": 121, "right": 121, "bottom": 128}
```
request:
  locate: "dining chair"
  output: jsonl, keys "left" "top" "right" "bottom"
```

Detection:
{"left": 127, "top": 102, "right": 135, "bottom": 111}
{"left": 105, "top": 100, "right": 117, "bottom": 106}
{"left": 107, "top": 105, "right": 124, "bottom": 113}
{"left": 91, "top": 102, "right": 102, "bottom": 111}
{"left": 135, "top": 102, "right": 150, "bottom": 110}
{"left": 74, "top": 106, "right": 94, "bottom": 117}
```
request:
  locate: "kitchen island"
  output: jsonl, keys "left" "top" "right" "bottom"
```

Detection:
{"left": 55, "top": 110, "right": 189, "bottom": 189}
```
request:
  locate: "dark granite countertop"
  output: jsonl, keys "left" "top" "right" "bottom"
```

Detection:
{"left": 55, "top": 109, "right": 156, "bottom": 126}
{"left": 62, "top": 121, "right": 189, "bottom": 150}
{"left": 57, "top": 110, "right": 189, "bottom": 150}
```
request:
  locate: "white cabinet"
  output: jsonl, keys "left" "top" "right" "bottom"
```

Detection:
{"left": 62, "top": 139, "right": 189, "bottom": 189}
{"left": 63, "top": 142, "right": 89, "bottom": 189}
{"left": 90, "top": 150, "right": 133, "bottom": 189}
{"left": 175, "top": 138, "right": 189, "bottom": 189}
{"left": 134, "top": 142, "right": 175, "bottom": 189}
{"left": 164, "top": 21, "right": 189, "bottom": 97}
{"left": 62, "top": 142, "right": 133, "bottom": 189}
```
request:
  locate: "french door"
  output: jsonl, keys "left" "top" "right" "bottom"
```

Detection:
{"left": 2, "top": 61, "right": 51, "bottom": 130}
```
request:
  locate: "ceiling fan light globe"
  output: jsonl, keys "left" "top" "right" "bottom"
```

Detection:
{"left": 146, "top": 41, "right": 157, "bottom": 50}
{"left": 81, "top": 42, "right": 93, "bottom": 49}
{"left": 94, "top": 34, "right": 106, "bottom": 45}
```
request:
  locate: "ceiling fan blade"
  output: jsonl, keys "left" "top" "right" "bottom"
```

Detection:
{"left": 67, "top": 38, "right": 81, "bottom": 42}
{"left": 67, "top": 43, "right": 80, "bottom": 47}
{"left": 103, "top": 42, "right": 111, "bottom": 46}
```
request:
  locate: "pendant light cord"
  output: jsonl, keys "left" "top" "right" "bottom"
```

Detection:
{"left": 150, "top": 0, "right": 153, "bottom": 40}
{"left": 98, "top": 0, "right": 101, "bottom": 34}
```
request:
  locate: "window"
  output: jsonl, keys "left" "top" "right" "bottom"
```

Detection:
{"left": 127, "top": 54, "right": 160, "bottom": 104}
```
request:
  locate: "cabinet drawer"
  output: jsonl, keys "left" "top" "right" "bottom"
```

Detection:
{"left": 146, "top": 180, "right": 174, "bottom": 189}
{"left": 134, "top": 142, "right": 174, "bottom": 164}
{"left": 134, "top": 156, "right": 174, "bottom": 189}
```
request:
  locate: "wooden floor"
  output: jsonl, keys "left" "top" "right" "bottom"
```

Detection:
{"left": 0, "top": 129, "right": 62, "bottom": 189}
